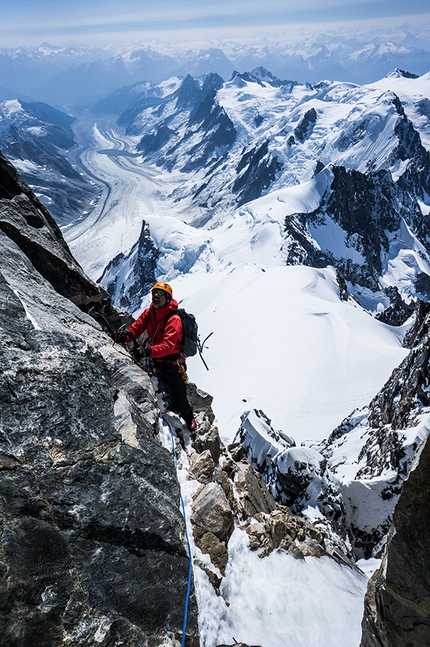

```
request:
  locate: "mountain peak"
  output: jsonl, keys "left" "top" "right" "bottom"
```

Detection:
{"left": 385, "top": 68, "right": 419, "bottom": 79}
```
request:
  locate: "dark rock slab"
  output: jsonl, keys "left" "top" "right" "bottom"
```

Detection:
{"left": 360, "top": 435, "right": 430, "bottom": 647}
{"left": 0, "top": 154, "right": 199, "bottom": 645}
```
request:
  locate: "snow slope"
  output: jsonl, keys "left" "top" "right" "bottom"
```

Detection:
{"left": 197, "top": 528, "right": 368, "bottom": 647}
{"left": 139, "top": 172, "right": 409, "bottom": 445}
{"left": 175, "top": 263, "right": 408, "bottom": 445}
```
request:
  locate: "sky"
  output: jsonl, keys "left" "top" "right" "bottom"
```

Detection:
{"left": 1, "top": 0, "right": 430, "bottom": 48}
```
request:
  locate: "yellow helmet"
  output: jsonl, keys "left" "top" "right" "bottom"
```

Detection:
{"left": 152, "top": 282, "right": 173, "bottom": 298}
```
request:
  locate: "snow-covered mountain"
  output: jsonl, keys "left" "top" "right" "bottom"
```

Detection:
{"left": 77, "top": 68, "right": 430, "bottom": 318}
{"left": 345, "top": 41, "right": 430, "bottom": 84}
{"left": 55, "top": 64, "right": 430, "bottom": 583}
{"left": 0, "top": 98, "right": 99, "bottom": 223}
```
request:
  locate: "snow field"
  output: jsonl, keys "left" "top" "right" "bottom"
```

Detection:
{"left": 178, "top": 263, "right": 408, "bottom": 445}
{"left": 214, "top": 528, "right": 367, "bottom": 647}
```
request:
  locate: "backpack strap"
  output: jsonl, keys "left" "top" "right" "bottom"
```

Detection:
{"left": 154, "top": 310, "right": 183, "bottom": 362}
{"left": 161, "top": 310, "right": 181, "bottom": 332}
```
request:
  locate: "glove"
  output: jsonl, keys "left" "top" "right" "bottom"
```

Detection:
{"left": 132, "top": 346, "right": 144, "bottom": 360}
{"left": 116, "top": 330, "right": 132, "bottom": 344}
{"left": 132, "top": 345, "right": 151, "bottom": 360}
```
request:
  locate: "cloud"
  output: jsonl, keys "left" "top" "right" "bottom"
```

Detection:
{"left": 1, "top": 0, "right": 429, "bottom": 47}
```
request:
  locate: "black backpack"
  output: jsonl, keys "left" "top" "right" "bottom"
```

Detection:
{"left": 166, "top": 308, "right": 199, "bottom": 357}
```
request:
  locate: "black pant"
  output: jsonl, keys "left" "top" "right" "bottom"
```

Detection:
{"left": 155, "top": 362, "right": 193, "bottom": 425}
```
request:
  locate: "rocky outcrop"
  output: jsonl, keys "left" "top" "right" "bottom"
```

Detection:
{"left": 326, "top": 300, "right": 430, "bottom": 478}
{"left": 284, "top": 160, "right": 430, "bottom": 310}
{"left": 284, "top": 166, "right": 399, "bottom": 290}
{"left": 185, "top": 407, "right": 346, "bottom": 592}
{"left": 0, "top": 152, "right": 199, "bottom": 646}
{"left": 315, "top": 299, "right": 430, "bottom": 558}
{"left": 233, "top": 141, "right": 282, "bottom": 206}
{"left": 99, "top": 219, "right": 159, "bottom": 311}
{"left": 294, "top": 108, "right": 317, "bottom": 143}
{"left": 233, "top": 410, "right": 352, "bottom": 560}
{"left": 191, "top": 482, "right": 234, "bottom": 575}
{"left": 375, "top": 286, "right": 415, "bottom": 326}
{"left": 360, "top": 435, "right": 430, "bottom": 647}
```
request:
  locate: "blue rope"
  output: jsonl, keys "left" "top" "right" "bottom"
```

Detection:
{"left": 169, "top": 427, "right": 193, "bottom": 647}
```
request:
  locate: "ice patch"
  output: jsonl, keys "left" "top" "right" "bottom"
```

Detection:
{"left": 13, "top": 289, "right": 41, "bottom": 330}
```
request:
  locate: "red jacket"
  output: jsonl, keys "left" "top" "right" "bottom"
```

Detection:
{"left": 127, "top": 298, "right": 183, "bottom": 359}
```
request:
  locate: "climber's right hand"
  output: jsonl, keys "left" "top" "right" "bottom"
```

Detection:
{"left": 116, "top": 330, "right": 132, "bottom": 344}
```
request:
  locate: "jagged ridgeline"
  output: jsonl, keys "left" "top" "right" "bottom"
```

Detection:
{"left": 91, "top": 69, "right": 430, "bottom": 314}
{"left": 0, "top": 151, "right": 200, "bottom": 645}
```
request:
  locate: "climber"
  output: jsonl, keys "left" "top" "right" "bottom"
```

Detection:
{"left": 118, "top": 282, "right": 197, "bottom": 432}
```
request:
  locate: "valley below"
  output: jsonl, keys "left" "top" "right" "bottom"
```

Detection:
{"left": 64, "top": 116, "right": 184, "bottom": 281}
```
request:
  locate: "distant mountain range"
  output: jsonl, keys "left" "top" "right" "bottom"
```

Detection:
{"left": 87, "top": 67, "right": 430, "bottom": 318}
{"left": 1, "top": 32, "right": 430, "bottom": 110}
{"left": 2, "top": 58, "right": 430, "bottom": 320}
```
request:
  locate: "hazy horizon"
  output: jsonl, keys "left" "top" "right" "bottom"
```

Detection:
{"left": 1, "top": 0, "right": 430, "bottom": 49}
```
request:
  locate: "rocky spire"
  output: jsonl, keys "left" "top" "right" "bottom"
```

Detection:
{"left": 360, "top": 434, "right": 430, "bottom": 647}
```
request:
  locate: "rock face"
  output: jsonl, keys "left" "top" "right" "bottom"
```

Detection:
{"left": 185, "top": 409, "right": 343, "bottom": 593}
{"left": 234, "top": 410, "right": 352, "bottom": 560}
{"left": 0, "top": 151, "right": 199, "bottom": 646}
{"left": 360, "top": 435, "right": 430, "bottom": 647}
{"left": 0, "top": 151, "right": 106, "bottom": 309}
{"left": 284, "top": 160, "right": 430, "bottom": 308}
{"left": 317, "top": 300, "right": 430, "bottom": 558}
